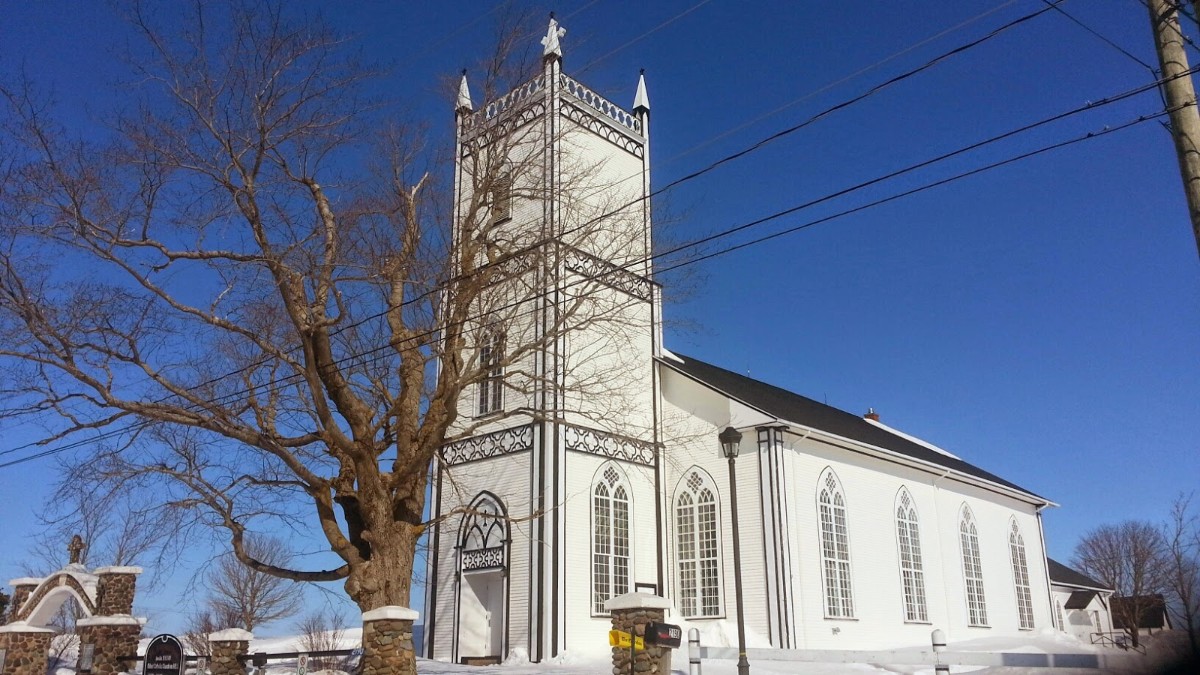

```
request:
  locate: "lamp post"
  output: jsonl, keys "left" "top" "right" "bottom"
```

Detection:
{"left": 719, "top": 426, "right": 751, "bottom": 675}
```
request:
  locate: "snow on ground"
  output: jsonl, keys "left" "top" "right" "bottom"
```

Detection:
{"left": 79, "top": 627, "right": 1192, "bottom": 675}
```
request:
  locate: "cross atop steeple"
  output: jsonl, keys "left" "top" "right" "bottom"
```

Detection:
{"left": 67, "top": 534, "right": 85, "bottom": 565}
{"left": 541, "top": 14, "right": 566, "bottom": 60}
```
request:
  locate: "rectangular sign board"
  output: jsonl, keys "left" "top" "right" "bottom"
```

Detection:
{"left": 607, "top": 630, "right": 644, "bottom": 650}
{"left": 79, "top": 643, "right": 95, "bottom": 671}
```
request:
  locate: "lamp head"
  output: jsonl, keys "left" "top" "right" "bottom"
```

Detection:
{"left": 719, "top": 426, "right": 742, "bottom": 459}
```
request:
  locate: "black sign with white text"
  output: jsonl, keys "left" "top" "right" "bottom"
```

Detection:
{"left": 144, "top": 634, "right": 185, "bottom": 675}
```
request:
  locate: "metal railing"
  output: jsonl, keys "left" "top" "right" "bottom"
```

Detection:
{"left": 686, "top": 628, "right": 1145, "bottom": 674}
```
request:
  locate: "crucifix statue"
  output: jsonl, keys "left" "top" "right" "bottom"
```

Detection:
{"left": 67, "top": 534, "right": 85, "bottom": 565}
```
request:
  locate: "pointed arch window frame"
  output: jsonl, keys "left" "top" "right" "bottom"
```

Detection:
{"left": 894, "top": 487, "right": 929, "bottom": 623}
{"left": 476, "top": 328, "right": 505, "bottom": 417}
{"left": 673, "top": 467, "right": 725, "bottom": 619}
{"left": 591, "top": 462, "right": 633, "bottom": 616}
{"left": 1008, "top": 517, "right": 1035, "bottom": 630}
{"left": 959, "top": 503, "right": 988, "bottom": 627}
{"left": 458, "top": 492, "right": 509, "bottom": 573}
{"left": 817, "top": 467, "right": 855, "bottom": 619}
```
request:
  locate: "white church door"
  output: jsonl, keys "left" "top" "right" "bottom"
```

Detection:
{"left": 456, "top": 492, "right": 508, "bottom": 664}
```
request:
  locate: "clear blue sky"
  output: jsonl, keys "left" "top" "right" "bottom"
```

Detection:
{"left": 1, "top": 0, "right": 1197, "bottom": 635}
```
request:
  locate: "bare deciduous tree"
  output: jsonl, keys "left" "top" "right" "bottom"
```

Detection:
{"left": 209, "top": 536, "right": 302, "bottom": 631}
{"left": 0, "top": 3, "right": 654, "bottom": 673}
{"left": 1164, "top": 494, "right": 1200, "bottom": 659}
{"left": 182, "top": 605, "right": 241, "bottom": 658}
{"left": 296, "top": 609, "right": 351, "bottom": 672}
{"left": 1074, "top": 520, "right": 1169, "bottom": 648}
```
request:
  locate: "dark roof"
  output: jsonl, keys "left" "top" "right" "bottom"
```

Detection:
{"left": 1112, "top": 595, "right": 1171, "bottom": 630}
{"left": 1047, "top": 558, "right": 1111, "bottom": 591}
{"left": 1064, "top": 590, "right": 1098, "bottom": 610}
{"left": 661, "top": 351, "right": 1045, "bottom": 501}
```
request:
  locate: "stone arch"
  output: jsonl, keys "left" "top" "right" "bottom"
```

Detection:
{"left": 12, "top": 572, "right": 98, "bottom": 626}
{"left": 3, "top": 549, "right": 142, "bottom": 675}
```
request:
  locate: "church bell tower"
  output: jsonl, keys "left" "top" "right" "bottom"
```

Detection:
{"left": 424, "top": 17, "right": 664, "bottom": 664}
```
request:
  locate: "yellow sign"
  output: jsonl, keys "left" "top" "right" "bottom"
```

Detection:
{"left": 608, "top": 630, "right": 645, "bottom": 650}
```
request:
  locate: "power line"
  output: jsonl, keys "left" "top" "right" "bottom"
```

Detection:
{"left": 0, "top": 89, "right": 1182, "bottom": 470}
{"left": 4, "top": 59, "right": 1191, "bottom": 466}
{"left": 1, "top": 0, "right": 1061, "bottom": 457}
{"left": 1042, "top": 0, "right": 1156, "bottom": 73}
{"left": 662, "top": 0, "right": 1022, "bottom": 165}
{"left": 575, "top": 0, "right": 714, "bottom": 75}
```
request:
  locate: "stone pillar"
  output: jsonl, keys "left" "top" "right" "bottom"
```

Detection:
{"left": 209, "top": 629, "right": 252, "bottom": 675}
{"left": 361, "top": 607, "right": 418, "bottom": 675}
{"left": 0, "top": 624, "right": 53, "bottom": 675}
{"left": 605, "top": 592, "right": 673, "bottom": 675}
{"left": 76, "top": 617, "right": 140, "bottom": 675}
{"left": 91, "top": 568, "right": 140, "bottom": 616}
{"left": 4, "top": 580, "right": 40, "bottom": 624}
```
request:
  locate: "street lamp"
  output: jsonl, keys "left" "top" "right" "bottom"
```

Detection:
{"left": 719, "top": 426, "right": 751, "bottom": 675}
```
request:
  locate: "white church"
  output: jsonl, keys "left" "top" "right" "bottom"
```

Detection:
{"left": 424, "top": 19, "right": 1065, "bottom": 664}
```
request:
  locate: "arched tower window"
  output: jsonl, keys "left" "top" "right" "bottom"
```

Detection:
{"left": 818, "top": 468, "right": 854, "bottom": 618}
{"left": 1009, "top": 518, "right": 1035, "bottom": 629}
{"left": 477, "top": 329, "right": 504, "bottom": 416}
{"left": 593, "top": 463, "right": 632, "bottom": 614}
{"left": 959, "top": 504, "right": 988, "bottom": 626}
{"left": 675, "top": 468, "right": 722, "bottom": 618}
{"left": 460, "top": 493, "right": 507, "bottom": 571}
{"left": 895, "top": 488, "right": 928, "bottom": 622}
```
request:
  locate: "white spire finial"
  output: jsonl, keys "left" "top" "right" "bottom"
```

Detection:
{"left": 456, "top": 70, "right": 473, "bottom": 113}
{"left": 541, "top": 14, "right": 566, "bottom": 59}
{"left": 633, "top": 69, "right": 650, "bottom": 112}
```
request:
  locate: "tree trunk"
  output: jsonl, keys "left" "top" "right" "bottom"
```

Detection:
{"left": 345, "top": 521, "right": 420, "bottom": 675}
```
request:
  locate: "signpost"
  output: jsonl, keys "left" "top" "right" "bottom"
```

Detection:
{"left": 296, "top": 653, "right": 308, "bottom": 675}
{"left": 143, "top": 634, "right": 185, "bottom": 675}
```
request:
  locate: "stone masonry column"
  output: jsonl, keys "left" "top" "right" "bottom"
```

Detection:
{"left": 77, "top": 566, "right": 143, "bottom": 675}
{"left": 92, "top": 567, "right": 140, "bottom": 616}
{"left": 4, "top": 580, "right": 40, "bottom": 624}
{"left": 361, "top": 607, "right": 418, "bottom": 675}
{"left": 0, "top": 624, "right": 53, "bottom": 675}
{"left": 605, "top": 592, "right": 673, "bottom": 675}
{"left": 209, "top": 629, "right": 253, "bottom": 675}
{"left": 76, "top": 617, "right": 141, "bottom": 675}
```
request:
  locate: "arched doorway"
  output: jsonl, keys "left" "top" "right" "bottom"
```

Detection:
{"left": 454, "top": 492, "right": 508, "bottom": 665}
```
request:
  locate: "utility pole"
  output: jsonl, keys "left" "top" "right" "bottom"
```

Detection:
{"left": 1148, "top": 0, "right": 1200, "bottom": 259}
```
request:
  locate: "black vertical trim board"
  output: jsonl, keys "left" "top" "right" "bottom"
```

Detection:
{"left": 548, "top": 59, "right": 561, "bottom": 660}
{"left": 427, "top": 463, "right": 444, "bottom": 656}
{"left": 773, "top": 427, "right": 794, "bottom": 648}
{"left": 756, "top": 428, "right": 774, "bottom": 646}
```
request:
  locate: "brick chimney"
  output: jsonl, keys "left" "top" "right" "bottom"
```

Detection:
{"left": 864, "top": 408, "right": 880, "bottom": 422}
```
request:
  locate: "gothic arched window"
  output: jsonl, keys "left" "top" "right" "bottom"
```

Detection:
{"left": 460, "top": 493, "right": 507, "bottom": 572}
{"left": 477, "top": 329, "right": 504, "bottom": 416}
{"left": 1009, "top": 518, "right": 1035, "bottom": 629}
{"left": 675, "top": 468, "right": 721, "bottom": 618}
{"left": 959, "top": 504, "right": 988, "bottom": 626}
{"left": 593, "top": 463, "right": 632, "bottom": 614}
{"left": 895, "top": 488, "right": 928, "bottom": 622}
{"left": 818, "top": 468, "right": 854, "bottom": 618}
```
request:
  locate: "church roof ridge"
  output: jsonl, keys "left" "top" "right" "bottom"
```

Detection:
{"left": 660, "top": 350, "right": 1048, "bottom": 503}
{"left": 1047, "top": 557, "right": 1111, "bottom": 591}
